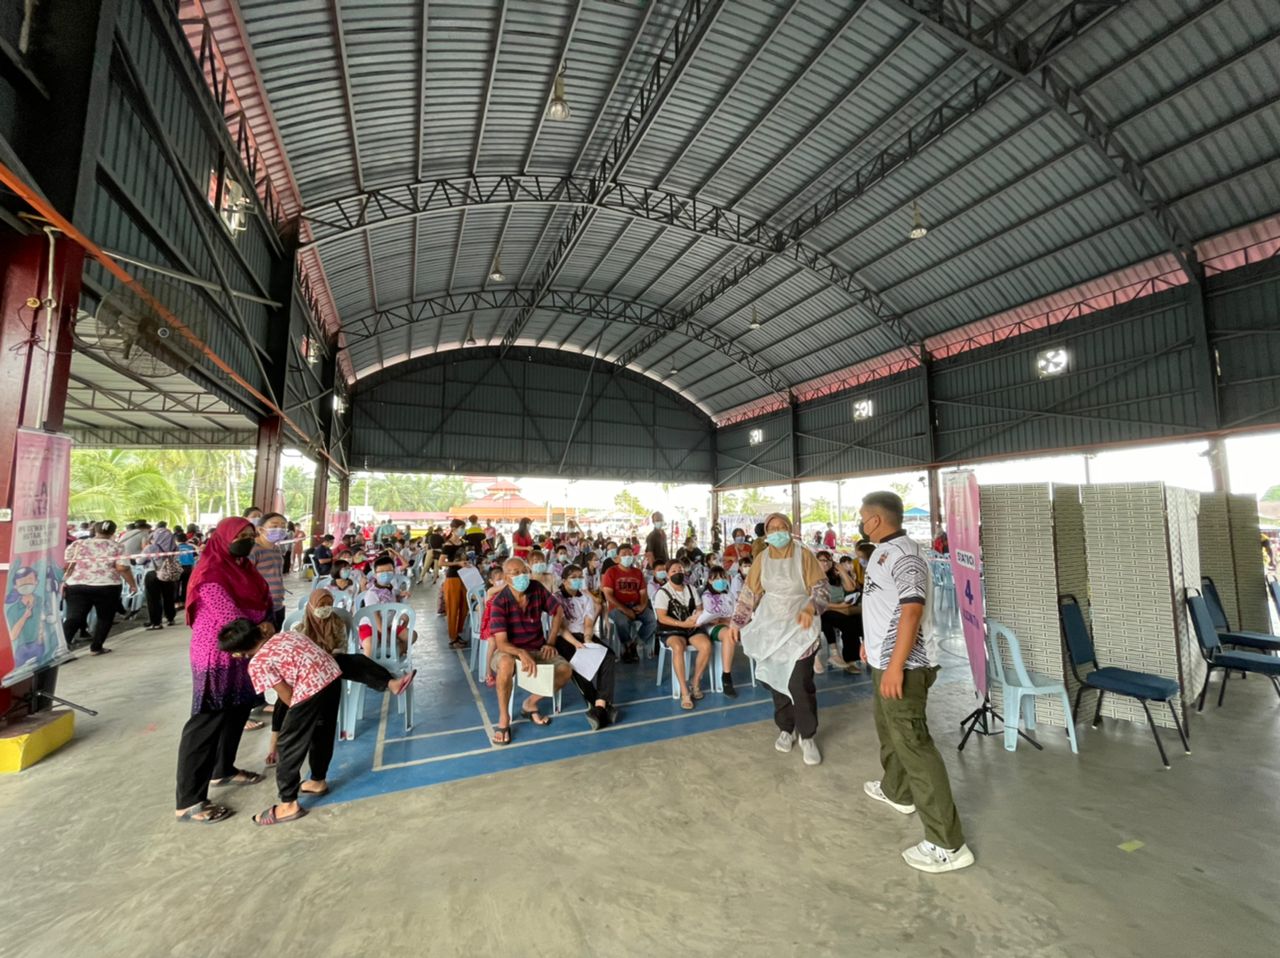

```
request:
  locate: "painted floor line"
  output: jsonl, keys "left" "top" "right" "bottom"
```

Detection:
{"left": 454, "top": 645, "right": 497, "bottom": 744}
{"left": 372, "top": 693, "right": 390, "bottom": 769}
{"left": 372, "top": 681, "right": 863, "bottom": 771}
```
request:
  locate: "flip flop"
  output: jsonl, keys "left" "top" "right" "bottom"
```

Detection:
{"left": 210, "top": 770, "right": 265, "bottom": 788}
{"left": 521, "top": 704, "right": 552, "bottom": 726}
{"left": 243, "top": 720, "right": 265, "bottom": 731}
{"left": 395, "top": 669, "right": 417, "bottom": 696}
{"left": 253, "top": 804, "right": 308, "bottom": 826}
{"left": 491, "top": 726, "right": 512, "bottom": 746}
{"left": 176, "top": 802, "right": 233, "bottom": 824}
{"left": 300, "top": 783, "right": 330, "bottom": 797}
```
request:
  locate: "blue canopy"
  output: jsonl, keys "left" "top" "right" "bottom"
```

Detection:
{"left": 903, "top": 506, "right": 930, "bottom": 517}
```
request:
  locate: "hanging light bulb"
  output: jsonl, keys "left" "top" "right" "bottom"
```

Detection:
{"left": 546, "top": 61, "right": 571, "bottom": 121}
{"left": 748, "top": 304, "right": 762, "bottom": 329}
{"left": 669, "top": 365, "right": 679, "bottom": 376}
{"left": 489, "top": 250, "right": 505, "bottom": 283}
{"left": 909, "top": 200, "right": 928, "bottom": 240}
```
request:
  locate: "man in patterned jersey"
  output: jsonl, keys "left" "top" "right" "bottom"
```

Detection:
{"left": 858, "top": 490, "right": 974, "bottom": 874}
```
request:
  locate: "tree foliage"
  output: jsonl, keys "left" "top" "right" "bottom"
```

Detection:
{"left": 69, "top": 450, "right": 186, "bottom": 525}
{"left": 613, "top": 489, "right": 647, "bottom": 519}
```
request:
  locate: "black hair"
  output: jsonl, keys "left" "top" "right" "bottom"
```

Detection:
{"left": 323, "top": 534, "right": 334, "bottom": 542}
{"left": 861, "top": 490, "right": 905, "bottom": 525}
{"left": 156, "top": 520, "right": 168, "bottom": 529}
{"left": 96, "top": 520, "right": 117, "bottom": 537}
{"left": 217, "top": 618, "right": 262, "bottom": 654}
{"left": 855, "top": 540, "right": 875, "bottom": 556}
{"left": 374, "top": 552, "right": 395, "bottom": 569}
{"left": 261, "top": 512, "right": 286, "bottom": 524}
{"left": 242, "top": 506, "right": 262, "bottom": 518}
{"left": 816, "top": 550, "right": 832, "bottom": 560}
{"left": 753, "top": 522, "right": 765, "bottom": 537}
{"left": 175, "top": 532, "right": 188, "bottom": 543}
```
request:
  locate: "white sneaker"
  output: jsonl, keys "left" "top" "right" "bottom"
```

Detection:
{"left": 775, "top": 730, "right": 796, "bottom": 753}
{"left": 799, "top": 736, "right": 822, "bottom": 765}
{"left": 812, "top": 656, "right": 826, "bottom": 674}
{"left": 902, "top": 840, "right": 975, "bottom": 874}
{"left": 864, "top": 780, "right": 916, "bottom": 814}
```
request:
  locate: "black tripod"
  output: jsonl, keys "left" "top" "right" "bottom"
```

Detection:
{"left": 2, "top": 664, "right": 99, "bottom": 722}
{"left": 958, "top": 693, "right": 1041, "bottom": 751}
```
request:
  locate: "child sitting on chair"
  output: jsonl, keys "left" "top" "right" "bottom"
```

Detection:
{"left": 481, "top": 564, "right": 505, "bottom": 687}
{"left": 219, "top": 618, "right": 342, "bottom": 826}
{"left": 528, "top": 550, "right": 560, "bottom": 592}
{"left": 357, "top": 553, "right": 412, "bottom": 656}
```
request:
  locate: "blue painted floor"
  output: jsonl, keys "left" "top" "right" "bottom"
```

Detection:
{"left": 311, "top": 583, "right": 904, "bottom": 808}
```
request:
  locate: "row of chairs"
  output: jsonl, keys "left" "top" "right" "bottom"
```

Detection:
{"left": 987, "top": 575, "right": 1280, "bottom": 768}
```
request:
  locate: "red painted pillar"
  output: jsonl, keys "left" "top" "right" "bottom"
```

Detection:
{"left": 0, "top": 232, "right": 84, "bottom": 716}
{"left": 250, "top": 415, "right": 284, "bottom": 515}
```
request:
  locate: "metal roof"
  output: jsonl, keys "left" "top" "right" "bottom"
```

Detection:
{"left": 228, "top": 0, "right": 1280, "bottom": 418}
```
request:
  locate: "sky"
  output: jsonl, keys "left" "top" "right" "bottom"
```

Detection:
{"left": 285, "top": 430, "right": 1280, "bottom": 522}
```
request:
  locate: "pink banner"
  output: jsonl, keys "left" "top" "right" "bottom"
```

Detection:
{"left": 329, "top": 510, "right": 350, "bottom": 541}
{"left": 2, "top": 430, "right": 73, "bottom": 685}
{"left": 943, "top": 471, "right": 987, "bottom": 695}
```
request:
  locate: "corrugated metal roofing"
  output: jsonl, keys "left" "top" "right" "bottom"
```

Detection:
{"left": 229, "top": 0, "right": 1280, "bottom": 417}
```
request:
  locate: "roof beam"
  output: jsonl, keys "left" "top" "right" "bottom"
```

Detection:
{"left": 880, "top": 0, "right": 1198, "bottom": 281}
{"left": 327, "top": 0, "right": 365, "bottom": 191}
{"left": 338, "top": 287, "right": 792, "bottom": 399}
{"left": 496, "top": 0, "right": 728, "bottom": 354}
{"left": 66, "top": 424, "right": 256, "bottom": 449}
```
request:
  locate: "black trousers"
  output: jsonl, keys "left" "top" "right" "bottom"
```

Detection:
{"left": 176, "top": 566, "right": 193, "bottom": 605}
{"left": 761, "top": 654, "right": 818, "bottom": 739}
{"left": 272, "top": 607, "right": 286, "bottom": 631}
{"left": 63, "top": 584, "right": 121, "bottom": 652}
{"left": 821, "top": 610, "right": 863, "bottom": 661}
{"left": 174, "top": 703, "right": 254, "bottom": 809}
{"left": 270, "top": 653, "right": 395, "bottom": 733}
{"left": 554, "top": 635, "right": 616, "bottom": 706}
{"left": 275, "top": 681, "right": 342, "bottom": 802}
{"left": 145, "top": 571, "right": 177, "bottom": 626}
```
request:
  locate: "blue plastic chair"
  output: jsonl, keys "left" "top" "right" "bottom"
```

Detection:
{"left": 1186, "top": 591, "right": 1280, "bottom": 710}
{"left": 1058, "top": 594, "right": 1189, "bottom": 768}
{"left": 1200, "top": 576, "right": 1280, "bottom": 654}
{"left": 347, "top": 603, "right": 416, "bottom": 736}
{"left": 985, "top": 619, "right": 1078, "bottom": 754}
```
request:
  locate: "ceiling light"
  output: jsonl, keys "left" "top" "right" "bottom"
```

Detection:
{"left": 489, "top": 251, "right": 505, "bottom": 284}
{"left": 749, "top": 304, "right": 761, "bottom": 329}
{"left": 547, "top": 62, "right": 571, "bottom": 121}
{"left": 909, "top": 200, "right": 928, "bottom": 240}
{"left": 669, "top": 366, "right": 679, "bottom": 376}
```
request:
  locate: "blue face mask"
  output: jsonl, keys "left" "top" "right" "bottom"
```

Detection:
{"left": 620, "top": 555, "right": 634, "bottom": 568}
{"left": 376, "top": 571, "right": 393, "bottom": 585}
{"left": 766, "top": 531, "right": 792, "bottom": 549}
{"left": 531, "top": 562, "right": 548, "bottom": 574}
{"left": 568, "top": 577, "right": 584, "bottom": 591}
{"left": 654, "top": 571, "right": 667, "bottom": 582}
{"left": 711, "top": 579, "right": 729, "bottom": 593}
{"left": 733, "top": 536, "right": 745, "bottom": 544}
{"left": 607, "top": 549, "right": 618, "bottom": 559}
{"left": 510, "top": 574, "right": 530, "bottom": 593}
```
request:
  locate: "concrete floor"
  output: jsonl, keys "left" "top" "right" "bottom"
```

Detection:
{"left": 2, "top": 583, "right": 1279, "bottom": 958}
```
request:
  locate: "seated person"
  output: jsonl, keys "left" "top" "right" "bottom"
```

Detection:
{"left": 647, "top": 564, "right": 669, "bottom": 600}
{"left": 654, "top": 559, "right": 712, "bottom": 711}
{"left": 480, "top": 564, "right": 507, "bottom": 687}
{"left": 550, "top": 545, "right": 570, "bottom": 578}
{"left": 818, "top": 550, "right": 863, "bottom": 672}
{"left": 357, "top": 554, "right": 412, "bottom": 656}
{"left": 699, "top": 565, "right": 739, "bottom": 697}
{"left": 601, "top": 543, "right": 656, "bottom": 663}
{"left": 328, "top": 559, "right": 357, "bottom": 595}
{"left": 599, "top": 540, "right": 619, "bottom": 574}
{"left": 554, "top": 564, "right": 618, "bottom": 730}
{"left": 314, "top": 535, "right": 334, "bottom": 576}
{"left": 487, "top": 558, "right": 573, "bottom": 745}
{"left": 730, "top": 554, "right": 752, "bottom": 602}
{"left": 528, "top": 550, "right": 560, "bottom": 592}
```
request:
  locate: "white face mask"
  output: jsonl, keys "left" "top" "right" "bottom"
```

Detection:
{"left": 313, "top": 605, "right": 334, "bottom": 620}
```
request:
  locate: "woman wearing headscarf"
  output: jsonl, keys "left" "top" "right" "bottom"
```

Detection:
{"left": 142, "top": 522, "right": 179, "bottom": 630}
{"left": 173, "top": 517, "right": 273, "bottom": 823}
{"left": 722, "top": 513, "right": 829, "bottom": 767}
{"left": 262, "top": 589, "right": 415, "bottom": 769}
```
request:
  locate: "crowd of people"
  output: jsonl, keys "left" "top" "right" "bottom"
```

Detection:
{"left": 64, "top": 493, "right": 974, "bottom": 873}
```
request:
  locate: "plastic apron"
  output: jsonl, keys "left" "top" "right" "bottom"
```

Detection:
{"left": 740, "top": 546, "right": 820, "bottom": 700}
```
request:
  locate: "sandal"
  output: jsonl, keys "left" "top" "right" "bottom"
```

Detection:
{"left": 484, "top": 672, "right": 496, "bottom": 687}
{"left": 491, "top": 726, "right": 512, "bottom": 746}
{"left": 521, "top": 703, "right": 552, "bottom": 726}
{"left": 300, "top": 782, "right": 330, "bottom": 797}
{"left": 243, "top": 719, "right": 265, "bottom": 731}
{"left": 90, "top": 648, "right": 113, "bottom": 656}
{"left": 253, "top": 804, "right": 308, "bottom": 826}
{"left": 680, "top": 694, "right": 695, "bottom": 711}
{"left": 210, "top": 769, "right": 265, "bottom": 787}
{"left": 690, "top": 686, "right": 705, "bottom": 701}
{"left": 176, "top": 802, "right": 233, "bottom": 824}
{"left": 448, "top": 639, "right": 468, "bottom": 650}
{"left": 395, "top": 669, "right": 417, "bottom": 696}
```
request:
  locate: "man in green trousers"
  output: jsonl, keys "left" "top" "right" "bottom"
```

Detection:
{"left": 858, "top": 490, "right": 974, "bottom": 874}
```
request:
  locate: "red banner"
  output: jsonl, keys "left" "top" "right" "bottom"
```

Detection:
{"left": 2, "top": 430, "right": 73, "bottom": 686}
{"left": 943, "top": 470, "right": 987, "bottom": 694}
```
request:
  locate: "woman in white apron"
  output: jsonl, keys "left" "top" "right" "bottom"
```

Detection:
{"left": 723, "top": 513, "right": 829, "bottom": 766}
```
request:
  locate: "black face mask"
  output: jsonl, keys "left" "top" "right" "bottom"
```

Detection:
{"left": 857, "top": 521, "right": 867, "bottom": 539}
{"left": 228, "top": 538, "right": 254, "bottom": 558}
{"left": 669, "top": 572, "right": 685, "bottom": 585}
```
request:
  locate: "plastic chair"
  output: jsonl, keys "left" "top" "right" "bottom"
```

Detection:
{"left": 1058, "top": 594, "right": 1188, "bottom": 767}
{"left": 348, "top": 603, "right": 416, "bottom": 736}
{"left": 281, "top": 609, "right": 304, "bottom": 633}
{"left": 311, "top": 575, "right": 333, "bottom": 592}
{"left": 392, "top": 572, "right": 412, "bottom": 597}
{"left": 655, "top": 634, "right": 707, "bottom": 699}
{"left": 503, "top": 611, "right": 562, "bottom": 715}
{"left": 709, "top": 635, "right": 756, "bottom": 693}
{"left": 467, "top": 587, "right": 487, "bottom": 674}
{"left": 985, "top": 619, "right": 1078, "bottom": 754}
{"left": 1186, "top": 591, "right": 1280, "bottom": 709}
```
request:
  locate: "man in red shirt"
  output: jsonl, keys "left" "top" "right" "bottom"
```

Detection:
{"left": 601, "top": 543, "right": 656, "bottom": 663}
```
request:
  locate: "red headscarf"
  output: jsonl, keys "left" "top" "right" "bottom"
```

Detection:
{"left": 184, "top": 517, "right": 273, "bottom": 626}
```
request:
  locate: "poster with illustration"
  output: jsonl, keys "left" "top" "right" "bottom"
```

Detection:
{"left": 1, "top": 430, "right": 72, "bottom": 686}
{"left": 943, "top": 470, "right": 986, "bottom": 695}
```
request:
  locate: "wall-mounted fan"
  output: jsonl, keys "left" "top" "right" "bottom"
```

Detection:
{"left": 76, "top": 279, "right": 205, "bottom": 378}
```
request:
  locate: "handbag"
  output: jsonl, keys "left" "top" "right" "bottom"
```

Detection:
{"left": 157, "top": 556, "right": 183, "bottom": 582}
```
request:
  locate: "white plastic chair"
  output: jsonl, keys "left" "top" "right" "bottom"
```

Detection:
{"left": 709, "top": 635, "right": 756, "bottom": 692}
{"left": 346, "top": 603, "right": 416, "bottom": 737}
{"left": 311, "top": 575, "right": 333, "bottom": 592}
{"left": 502, "top": 610, "right": 562, "bottom": 715}
{"left": 656, "top": 635, "right": 707, "bottom": 699}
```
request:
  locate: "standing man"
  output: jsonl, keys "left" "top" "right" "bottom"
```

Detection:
{"left": 644, "top": 511, "right": 669, "bottom": 571}
{"left": 858, "top": 490, "right": 973, "bottom": 874}
{"left": 376, "top": 516, "right": 398, "bottom": 543}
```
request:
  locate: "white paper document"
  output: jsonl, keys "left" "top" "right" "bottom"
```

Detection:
{"left": 516, "top": 662, "right": 557, "bottom": 697}
{"left": 570, "top": 643, "right": 608, "bottom": 682}
{"left": 458, "top": 566, "right": 485, "bottom": 594}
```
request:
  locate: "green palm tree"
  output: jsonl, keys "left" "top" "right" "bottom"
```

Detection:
{"left": 69, "top": 450, "right": 185, "bottom": 525}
